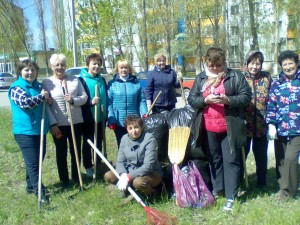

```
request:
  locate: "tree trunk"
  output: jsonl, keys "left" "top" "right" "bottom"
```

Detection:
{"left": 248, "top": 0, "right": 259, "bottom": 50}
{"left": 273, "top": 1, "right": 279, "bottom": 75}
{"left": 239, "top": 0, "right": 245, "bottom": 67}
{"left": 142, "top": 0, "right": 148, "bottom": 71}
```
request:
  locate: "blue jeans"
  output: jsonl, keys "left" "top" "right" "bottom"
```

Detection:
{"left": 14, "top": 134, "right": 46, "bottom": 195}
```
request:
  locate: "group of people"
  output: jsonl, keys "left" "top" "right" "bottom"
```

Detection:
{"left": 9, "top": 47, "right": 299, "bottom": 211}
{"left": 9, "top": 52, "right": 178, "bottom": 205}
{"left": 188, "top": 47, "right": 300, "bottom": 211}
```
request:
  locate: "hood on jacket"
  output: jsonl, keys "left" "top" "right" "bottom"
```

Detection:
{"left": 154, "top": 65, "right": 172, "bottom": 73}
{"left": 113, "top": 73, "right": 137, "bottom": 82}
{"left": 245, "top": 50, "right": 264, "bottom": 66}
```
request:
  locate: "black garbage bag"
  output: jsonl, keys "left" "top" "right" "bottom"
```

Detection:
{"left": 143, "top": 111, "right": 169, "bottom": 163}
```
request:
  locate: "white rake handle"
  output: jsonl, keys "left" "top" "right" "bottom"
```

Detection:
{"left": 87, "top": 139, "right": 146, "bottom": 207}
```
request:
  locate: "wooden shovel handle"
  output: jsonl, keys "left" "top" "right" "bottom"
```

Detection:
{"left": 146, "top": 91, "right": 162, "bottom": 116}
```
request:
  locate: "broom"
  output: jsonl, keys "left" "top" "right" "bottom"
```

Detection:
{"left": 168, "top": 126, "right": 191, "bottom": 165}
{"left": 168, "top": 126, "right": 191, "bottom": 206}
{"left": 87, "top": 140, "right": 178, "bottom": 225}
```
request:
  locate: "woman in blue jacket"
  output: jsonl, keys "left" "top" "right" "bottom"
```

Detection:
{"left": 8, "top": 60, "right": 50, "bottom": 204}
{"left": 266, "top": 50, "right": 300, "bottom": 201}
{"left": 145, "top": 53, "right": 180, "bottom": 113}
{"left": 107, "top": 59, "right": 147, "bottom": 147}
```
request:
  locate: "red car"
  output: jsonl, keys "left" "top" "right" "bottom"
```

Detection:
{"left": 181, "top": 78, "right": 195, "bottom": 100}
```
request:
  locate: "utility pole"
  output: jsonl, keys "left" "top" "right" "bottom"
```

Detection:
{"left": 71, "top": 0, "right": 78, "bottom": 67}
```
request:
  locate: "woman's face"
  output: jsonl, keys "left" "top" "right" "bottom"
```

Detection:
{"left": 207, "top": 59, "right": 225, "bottom": 75}
{"left": 88, "top": 59, "right": 101, "bottom": 76}
{"left": 247, "top": 58, "right": 262, "bottom": 76}
{"left": 118, "top": 64, "right": 129, "bottom": 77}
{"left": 52, "top": 59, "right": 66, "bottom": 77}
{"left": 127, "top": 122, "right": 142, "bottom": 139}
{"left": 281, "top": 58, "right": 297, "bottom": 77}
{"left": 21, "top": 66, "right": 37, "bottom": 84}
{"left": 156, "top": 57, "right": 166, "bottom": 70}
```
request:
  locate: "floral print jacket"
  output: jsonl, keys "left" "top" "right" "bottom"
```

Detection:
{"left": 266, "top": 65, "right": 300, "bottom": 137}
{"left": 244, "top": 71, "right": 272, "bottom": 137}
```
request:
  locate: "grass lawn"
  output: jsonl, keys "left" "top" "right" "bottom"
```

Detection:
{"left": 0, "top": 107, "right": 299, "bottom": 225}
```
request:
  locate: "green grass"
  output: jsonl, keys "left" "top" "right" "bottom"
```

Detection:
{"left": 0, "top": 107, "right": 299, "bottom": 225}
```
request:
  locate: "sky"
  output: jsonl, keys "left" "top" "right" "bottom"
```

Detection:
{"left": 19, "top": 0, "right": 55, "bottom": 50}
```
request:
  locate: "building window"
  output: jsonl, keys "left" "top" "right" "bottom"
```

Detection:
{"left": 231, "top": 26, "right": 239, "bottom": 35}
{"left": 231, "top": 5, "right": 239, "bottom": 15}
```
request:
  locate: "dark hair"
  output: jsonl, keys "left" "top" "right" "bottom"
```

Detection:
{"left": 16, "top": 59, "right": 39, "bottom": 77}
{"left": 278, "top": 50, "right": 298, "bottom": 66}
{"left": 205, "top": 47, "right": 226, "bottom": 64}
{"left": 246, "top": 51, "right": 264, "bottom": 65}
{"left": 124, "top": 115, "right": 144, "bottom": 129}
{"left": 86, "top": 53, "right": 103, "bottom": 67}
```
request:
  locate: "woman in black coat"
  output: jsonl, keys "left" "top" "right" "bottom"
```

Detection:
{"left": 188, "top": 47, "right": 251, "bottom": 212}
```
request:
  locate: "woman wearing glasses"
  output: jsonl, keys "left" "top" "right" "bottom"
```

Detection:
{"left": 42, "top": 54, "right": 87, "bottom": 188}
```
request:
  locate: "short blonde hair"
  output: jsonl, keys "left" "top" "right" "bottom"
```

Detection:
{"left": 154, "top": 53, "right": 166, "bottom": 63}
{"left": 114, "top": 59, "right": 133, "bottom": 74}
{"left": 49, "top": 54, "right": 67, "bottom": 65}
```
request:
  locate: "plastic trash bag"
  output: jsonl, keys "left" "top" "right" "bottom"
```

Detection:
{"left": 172, "top": 161, "right": 214, "bottom": 208}
{"left": 143, "top": 111, "right": 169, "bottom": 162}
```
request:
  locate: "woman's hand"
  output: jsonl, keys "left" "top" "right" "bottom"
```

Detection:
{"left": 41, "top": 89, "right": 49, "bottom": 100}
{"left": 204, "top": 94, "right": 230, "bottom": 105}
{"left": 64, "top": 94, "right": 73, "bottom": 103}
{"left": 92, "top": 96, "right": 100, "bottom": 105}
{"left": 50, "top": 125, "right": 63, "bottom": 139}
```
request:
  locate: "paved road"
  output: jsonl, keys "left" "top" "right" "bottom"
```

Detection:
{"left": 0, "top": 88, "right": 10, "bottom": 108}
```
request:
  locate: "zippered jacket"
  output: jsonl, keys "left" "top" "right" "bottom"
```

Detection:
{"left": 145, "top": 65, "right": 179, "bottom": 107}
{"left": 79, "top": 68, "right": 107, "bottom": 123}
{"left": 107, "top": 74, "right": 147, "bottom": 127}
{"left": 266, "top": 65, "right": 300, "bottom": 137}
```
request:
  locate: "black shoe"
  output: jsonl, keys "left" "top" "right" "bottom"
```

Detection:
{"left": 38, "top": 194, "right": 49, "bottom": 206}
{"left": 61, "top": 181, "right": 70, "bottom": 190}
{"left": 26, "top": 187, "right": 34, "bottom": 194}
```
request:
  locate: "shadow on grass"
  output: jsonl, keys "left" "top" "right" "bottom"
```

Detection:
{"left": 238, "top": 167, "right": 279, "bottom": 202}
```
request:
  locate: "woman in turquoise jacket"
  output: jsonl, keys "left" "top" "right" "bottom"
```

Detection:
{"left": 8, "top": 60, "right": 50, "bottom": 204}
{"left": 79, "top": 53, "right": 107, "bottom": 177}
{"left": 107, "top": 59, "right": 147, "bottom": 148}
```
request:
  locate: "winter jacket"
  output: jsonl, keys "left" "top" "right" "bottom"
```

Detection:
{"left": 79, "top": 68, "right": 107, "bottom": 123}
{"left": 188, "top": 68, "right": 251, "bottom": 153}
{"left": 42, "top": 75, "right": 87, "bottom": 126}
{"left": 9, "top": 77, "right": 49, "bottom": 135}
{"left": 244, "top": 70, "right": 272, "bottom": 137}
{"left": 116, "top": 132, "right": 163, "bottom": 178}
{"left": 107, "top": 74, "right": 147, "bottom": 127}
{"left": 266, "top": 65, "right": 300, "bottom": 137}
{"left": 145, "top": 65, "right": 179, "bottom": 107}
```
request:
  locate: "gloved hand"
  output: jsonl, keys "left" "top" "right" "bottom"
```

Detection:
{"left": 116, "top": 173, "right": 129, "bottom": 191}
{"left": 109, "top": 123, "right": 116, "bottom": 130}
{"left": 267, "top": 124, "right": 277, "bottom": 140}
{"left": 142, "top": 114, "right": 148, "bottom": 119}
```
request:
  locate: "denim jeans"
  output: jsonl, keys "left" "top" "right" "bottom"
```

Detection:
{"left": 14, "top": 134, "right": 46, "bottom": 195}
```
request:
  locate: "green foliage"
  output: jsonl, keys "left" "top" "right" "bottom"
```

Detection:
{"left": 0, "top": 107, "right": 299, "bottom": 225}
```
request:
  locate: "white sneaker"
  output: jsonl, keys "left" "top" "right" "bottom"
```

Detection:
{"left": 223, "top": 199, "right": 234, "bottom": 212}
{"left": 86, "top": 167, "right": 94, "bottom": 177}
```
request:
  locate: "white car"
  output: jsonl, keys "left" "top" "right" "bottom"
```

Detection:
{"left": 0, "top": 72, "right": 16, "bottom": 88}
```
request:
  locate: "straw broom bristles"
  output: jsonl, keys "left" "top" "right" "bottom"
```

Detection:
{"left": 168, "top": 126, "right": 191, "bottom": 165}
